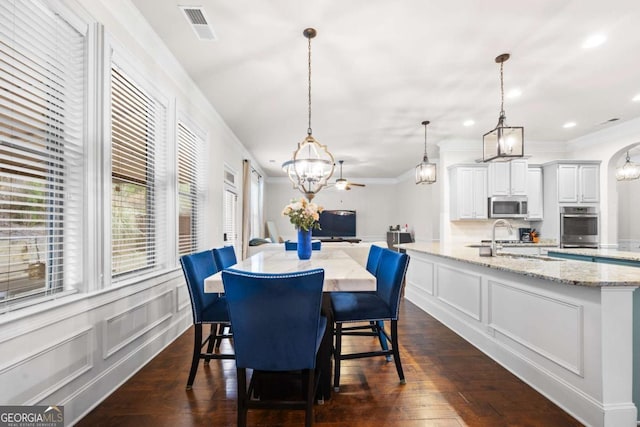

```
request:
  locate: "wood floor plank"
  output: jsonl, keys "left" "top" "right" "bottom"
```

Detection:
{"left": 77, "top": 300, "right": 583, "bottom": 426}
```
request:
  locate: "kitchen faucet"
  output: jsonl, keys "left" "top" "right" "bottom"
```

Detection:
{"left": 491, "top": 219, "right": 514, "bottom": 256}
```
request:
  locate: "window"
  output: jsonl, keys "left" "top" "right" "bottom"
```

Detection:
{"left": 177, "top": 121, "right": 203, "bottom": 256}
{"left": 223, "top": 188, "right": 238, "bottom": 253}
{"left": 250, "top": 169, "right": 262, "bottom": 238}
{"left": 111, "top": 64, "right": 166, "bottom": 277}
{"left": 0, "top": 0, "right": 85, "bottom": 308}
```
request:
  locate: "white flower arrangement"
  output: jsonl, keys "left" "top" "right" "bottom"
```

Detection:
{"left": 282, "top": 198, "right": 323, "bottom": 232}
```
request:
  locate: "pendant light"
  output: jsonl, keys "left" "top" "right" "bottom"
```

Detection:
{"left": 415, "top": 120, "right": 437, "bottom": 184}
{"left": 616, "top": 151, "right": 640, "bottom": 181}
{"left": 335, "top": 160, "right": 348, "bottom": 190}
{"left": 281, "top": 28, "right": 334, "bottom": 201}
{"left": 483, "top": 53, "right": 524, "bottom": 162}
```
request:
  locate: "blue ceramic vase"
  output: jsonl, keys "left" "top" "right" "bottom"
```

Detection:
{"left": 297, "top": 228, "right": 312, "bottom": 260}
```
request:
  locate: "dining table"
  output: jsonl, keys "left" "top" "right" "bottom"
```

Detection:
{"left": 204, "top": 248, "right": 376, "bottom": 401}
{"left": 204, "top": 248, "right": 376, "bottom": 293}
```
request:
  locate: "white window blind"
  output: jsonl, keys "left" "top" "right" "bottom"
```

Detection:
{"left": 223, "top": 188, "right": 238, "bottom": 253}
{"left": 111, "top": 64, "right": 166, "bottom": 277}
{"left": 177, "top": 121, "right": 203, "bottom": 256}
{"left": 0, "top": 0, "right": 85, "bottom": 306}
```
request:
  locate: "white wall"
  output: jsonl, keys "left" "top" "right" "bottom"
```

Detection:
{"left": 0, "top": 1, "right": 260, "bottom": 425}
{"left": 264, "top": 169, "right": 442, "bottom": 244}
{"left": 618, "top": 176, "right": 640, "bottom": 251}
{"left": 264, "top": 179, "right": 398, "bottom": 242}
{"left": 393, "top": 169, "right": 440, "bottom": 242}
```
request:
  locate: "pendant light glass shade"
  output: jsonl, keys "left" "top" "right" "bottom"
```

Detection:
{"left": 415, "top": 120, "right": 437, "bottom": 184}
{"left": 483, "top": 53, "right": 524, "bottom": 162}
{"left": 334, "top": 178, "right": 348, "bottom": 190}
{"left": 281, "top": 28, "right": 334, "bottom": 201}
{"left": 616, "top": 151, "right": 640, "bottom": 181}
{"left": 334, "top": 160, "right": 349, "bottom": 190}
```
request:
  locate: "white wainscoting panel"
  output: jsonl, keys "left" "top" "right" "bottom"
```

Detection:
{"left": 176, "top": 282, "right": 191, "bottom": 312}
{"left": 488, "top": 280, "right": 584, "bottom": 375}
{"left": 103, "top": 289, "right": 174, "bottom": 359}
{"left": 0, "top": 327, "right": 93, "bottom": 404}
{"left": 407, "top": 257, "right": 434, "bottom": 295}
{"left": 436, "top": 265, "right": 482, "bottom": 321}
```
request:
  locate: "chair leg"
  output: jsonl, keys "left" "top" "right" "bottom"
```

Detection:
{"left": 215, "top": 324, "right": 225, "bottom": 350}
{"left": 204, "top": 324, "right": 217, "bottom": 365}
{"left": 391, "top": 320, "right": 405, "bottom": 384}
{"left": 305, "top": 369, "right": 315, "bottom": 427}
{"left": 333, "top": 323, "right": 343, "bottom": 392}
{"left": 376, "top": 320, "right": 392, "bottom": 362}
{"left": 186, "top": 324, "right": 202, "bottom": 390}
{"left": 237, "top": 367, "right": 248, "bottom": 427}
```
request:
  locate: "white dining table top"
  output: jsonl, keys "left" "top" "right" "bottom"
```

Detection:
{"left": 204, "top": 249, "right": 376, "bottom": 293}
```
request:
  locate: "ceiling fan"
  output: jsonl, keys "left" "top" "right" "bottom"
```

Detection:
{"left": 333, "top": 160, "right": 365, "bottom": 191}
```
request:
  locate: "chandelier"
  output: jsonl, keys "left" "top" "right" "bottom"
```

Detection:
{"left": 616, "top": 151, "right": 640, "bottom": 181}
{"left": 415, "top": 120, "right": 437, "bottom": 184}
{"left": 281, "top": 28, "right": 334, "bottom": 201}
{"left": 483, "top": 53, "right": 524, "bottom": 162}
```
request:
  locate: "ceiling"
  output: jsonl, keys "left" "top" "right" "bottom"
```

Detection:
{"left": 130, "top": 0, "right": 640, "bottom": 179}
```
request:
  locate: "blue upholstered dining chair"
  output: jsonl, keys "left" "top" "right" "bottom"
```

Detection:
{"left": 284, "top": 240, "right": 297, "bottom": 251}
{"left": 330, "top": 248, "right": 410, "bottom": 391}
{"left": 364, "top": 244, "right": 390, "bottom": 358}
{"left": 211, "top": 246, "right": 237, "bottom": 349}
{"left": 221, "top": 268, "right": 327, "bottom": 427}
{"left": 284, "top": 240, "right": 322, "bottom": 250}
{"left": 366, "top": 244, "right": 384, "bottom": 275}
{"left": 213, "top": 245, "right": 237, "bottom": 270}
{"left": 179, "top": 250, "right": 234, "bottom": 390}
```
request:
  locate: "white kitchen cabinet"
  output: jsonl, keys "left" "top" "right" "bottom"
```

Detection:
{"left": 557, "top": 164, "right": 578, "bottom": 202}
{"left": 579, "top": 164, "right": 600, "bottom": 203}
{"left": 449, "top": 165, "right": 488, "bottom": 220}
{"left": 557, "top": 163, "right": 600, "bottom": 203}
{"left": 488, "top": 159, "right": 527, "bottom": 196}
{"left": 540, "top": 160, "right": 601, "bottom": 245}
{"left": 526, "top": 166, "right": 543, "bottom": 220}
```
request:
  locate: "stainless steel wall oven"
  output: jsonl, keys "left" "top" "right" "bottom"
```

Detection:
{"left": 560, "top": 206, "right": 599, "bottom": 248}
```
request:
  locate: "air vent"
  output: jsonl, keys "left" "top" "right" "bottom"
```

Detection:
{"left": 179, "top": 6, "right": 217, "bottom": 41}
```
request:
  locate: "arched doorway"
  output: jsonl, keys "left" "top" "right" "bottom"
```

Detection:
{"left": 613, "top": 143, "right": 640, "bottom": 251}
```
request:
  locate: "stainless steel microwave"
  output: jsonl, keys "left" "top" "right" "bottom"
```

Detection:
{"left": 488, "top": 196, "right": 528, "bottom": 218}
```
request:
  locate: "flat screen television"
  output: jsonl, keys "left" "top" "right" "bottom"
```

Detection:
{"left": 312, "top": 210, "right": 356, "bottom": 238}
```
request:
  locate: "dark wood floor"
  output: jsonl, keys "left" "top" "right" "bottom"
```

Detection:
{"left": 78, "top": 301, "right": 583, "bottom": 426}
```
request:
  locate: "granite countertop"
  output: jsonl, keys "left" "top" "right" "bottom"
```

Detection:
{"left": 396, "top": 242, "right": 640, "bottom": 288}
{"left": 547, "top": 247, "right": 640, "bottom": 262}
{"left": 469, "top": 240, "right": 558, "bottom": 248}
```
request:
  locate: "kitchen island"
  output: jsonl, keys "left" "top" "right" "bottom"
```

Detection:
{"left": 397, "top": 242, "right": 639, "bottom": 427}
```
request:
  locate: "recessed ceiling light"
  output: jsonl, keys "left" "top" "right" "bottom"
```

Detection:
{"left": 463, "top": 119, "right": 475, "bottom": 127}
{"left": 582, "top": 33, "right": 606, "bottom": 49}
{"left": 563, "top": 122, "right": 576, "bottom": 129}
{"left": 506, "top": 88, "right": 522, "bottom": 98}
{"left": 632, "top": 93, "right": 640, "bottom": 102}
